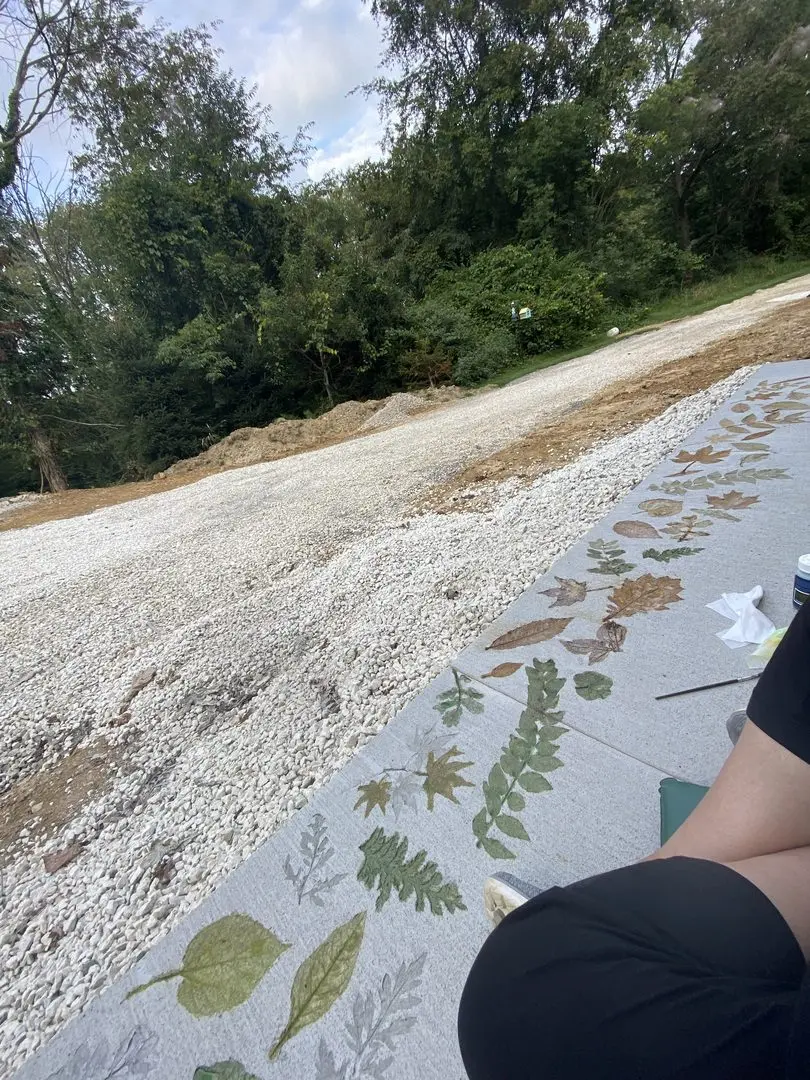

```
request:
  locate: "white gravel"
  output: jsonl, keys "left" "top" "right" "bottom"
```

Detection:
{"left": 0, "top": 355, "right": 759, "bottom": 1072}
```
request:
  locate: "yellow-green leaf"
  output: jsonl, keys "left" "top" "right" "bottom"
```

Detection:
{"left": 127, "top": 914, "right": 290, "bottom": 1017}
{"left": 269, "top": 913, "right": 366, "bottom": 1061}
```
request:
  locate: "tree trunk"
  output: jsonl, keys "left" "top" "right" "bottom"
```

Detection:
{"left": 29, "top": 426, "right": 68, "bottom": 492}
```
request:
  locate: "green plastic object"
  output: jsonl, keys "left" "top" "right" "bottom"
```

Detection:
{"left": 659, "top": 778, "right": 710, "bottom": 845}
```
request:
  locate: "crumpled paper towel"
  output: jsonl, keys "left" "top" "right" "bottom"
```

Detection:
{"left": 706, "top": 586, "right": 776, "bottom": 649}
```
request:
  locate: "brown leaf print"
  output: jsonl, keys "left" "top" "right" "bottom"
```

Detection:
{"left": 540, "top": 577, "right": 588, "bottom": 608}
{"left": 764, "top": 400, "right": 809, "bottom": 410}
{"left": 604, "top": 575, "right": 683, "bottom": 621}
{"left": 661, "top": 514, "right": 713, "bottom": 541}
{"left": 638, "top": 499, "right": 683, "bottom": 518}
{"left": 766, "top": 410, "right": 809, "bottom": 425}
{"left": 741, "top": 414, "right": 777, "bottom": 429}
{"left": 562, "top": 620, "right": 627, "bottom": 665}
{"left": 740, "top": 428, "right": 774, "bottom": 441}
{"left": 733, "top": 441, "right": 770, "bottom": 451}
{"left": 740, "top": 452, "right": 769, "bottom": 465}
{"left": 706, "top": 491, "right": 759, "bottom": 511}
{"left": 730, "top": 402, "right": 749, "bottom": 414}
{"left": 488, "top": 618, "right": 572, "bottom": 651}
{"left": 613, "top": 520, "right": 661, "bottom": 539}
{"left": 670, "top": 446, "right": 731, "bottom": 474}
{"left": 483, "top": 662, "right": 523, "bottom": 679}
{"left": 719, "top": 419, "right": 747, "bottom": 435}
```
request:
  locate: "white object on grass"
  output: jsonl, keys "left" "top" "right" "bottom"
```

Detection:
{"left": 706, "top": 586, "right": 776, "bottom": 649}
{"left": 607, "top": 327, "right": 620, "bottom": 337}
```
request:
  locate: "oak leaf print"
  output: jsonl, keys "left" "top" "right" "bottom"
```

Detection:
{"left": 604, "top": 574, "right": 683, "bottom": 621}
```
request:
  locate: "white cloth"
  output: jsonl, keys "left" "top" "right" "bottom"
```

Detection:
{"left": 706, "top": 586, "right": 776, "bottom": 649}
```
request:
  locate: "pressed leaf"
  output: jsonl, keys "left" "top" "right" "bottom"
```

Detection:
{"left": 740, "top": 452, "right": 769, "bottom": 465}
{"left": 562, "top": 619, "right": 627, "bottom": 664}
{"left": 643, "top": 546, "right": 704, "bottom": 563}
{"left": 194, "top": 1063, "right": 260, "bottom": 1080}
{"left": 765, "top": 400, "right": 809, "bottom": 410}
{"left": 495, "top": 814, "right": 530, "bottom": 841}
{"left": 480, "top": 835, "right": 516, "bottom": 860}
{"left": 613, "top": 520, "right": 660, "bottom": 539}
{"left": 637, "top": 498, "right": 683, "bottom": 518}
{"left": 740, "top": 427, "right": 775, "bottom": 440}
{"left": 422, "top": 747, "right": 474, "bottom": 810}
{"left": 472, "top": 808, "right": 490, "bottom": 839}
{"left": 671, "top": 446, "right": 731, "bottom": 467}
{"left": 127, "top": 914, "right": 290, "bottom": 1017}
{"left": 483, "top": 662, "right": 522, "bottom": 679}
{"left": 518, "top": 772, "right": 553, "bottom": 794}
{"left": 718, "top": 419, "right": 747, "bottom": 434}
{"left": 732, "top": 441, "right": 770, "bottom": 451}
{"left": 269, "top": 913, "right": 366, "bottom": 1061}
{"left": 730, "top": 402, "right": 749, "bottom": 414}
{"left": 528, "top": 753, "right": 564, "bottom": 771}
{"left": 487, "top": 762, "right": 509, "bottom": 796}
{"left": 487, "top": 618, "right": 571, "bottom": 651}
{"left": 706, "top": 490, "right": 759, "bottom": 511}
{"left": 357, "top": 829, "right": 466, "bottom": 914}
{"left": 661, "top": 515, "right": 713, "bottom": 541}
{"left": 540, "top": 576, "right": 588, "bottom": 608}
{"left": 605, "top": 574, "right": 683, "bottom": 621}
{"left": 506, "top": 791, "right": 526, "bottom": 812}
{"left": 354, "top": 779, "right": 392, "bottom": 819}
{"left": 573, "top": 672, "right": 614, "bottom": 701}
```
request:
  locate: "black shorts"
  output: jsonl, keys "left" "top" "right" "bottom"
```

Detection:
{"left": 459, "top": 602, "right": 810, "bottom": 1080}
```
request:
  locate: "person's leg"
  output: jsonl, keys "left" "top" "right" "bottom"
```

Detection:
{"left": 725, "top": 845, "right": 810, "bottom": 960}
{"left": 656, "top": 721, "right": 810, "bottom": 863}
{"left": 656, "top": 599, "right": 810, "bottom": 863}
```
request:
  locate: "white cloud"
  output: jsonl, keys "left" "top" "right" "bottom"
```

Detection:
{"left": 307, "top": 105, "right": 386, "bottom": 179}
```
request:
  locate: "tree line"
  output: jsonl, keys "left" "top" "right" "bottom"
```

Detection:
{"left": 1, "top": 0, "right": 808, "bottom": 495}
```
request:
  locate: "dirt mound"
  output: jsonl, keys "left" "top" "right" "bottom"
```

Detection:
{"left": 360, "top": 392, "right": 423, "bottom": 431}
{"left": 162, "top": 398, "right": 384, "bottom": 477}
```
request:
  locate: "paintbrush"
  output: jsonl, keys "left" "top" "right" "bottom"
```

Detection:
{"left": 655, "top": 672, "right": 761, "bottom": 701}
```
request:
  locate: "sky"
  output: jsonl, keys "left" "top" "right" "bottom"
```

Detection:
{"left": 18, "top": 0, "right": 389, "bottom": 186}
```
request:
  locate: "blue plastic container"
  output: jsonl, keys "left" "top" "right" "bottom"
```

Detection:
{"left": 794, "top": 554, "right": 810, "bottom": 609}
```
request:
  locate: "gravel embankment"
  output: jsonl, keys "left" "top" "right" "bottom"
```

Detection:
{"left": 0, "top": 363, "right": 757, "bottom": 1072}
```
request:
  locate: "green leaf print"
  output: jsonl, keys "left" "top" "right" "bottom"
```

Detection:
{"left": 473, "top": 660, "right": 568, "bottom": 859}
{"left": 193, "top": 1063, "right": 260, "bottom": 1080}
{"left": 357, "top": 828, "right": 466, "bottom": 915}
{"left": 573, "top": 672, "right": 614, "bottom": 701}
{"left": 268, "top": 913, "right": 366, "bottom": 1061}
{"left": 433, "top": 669, "right": 485, "bottom": 727}
{"left": 126, "top": 914, "right": 290, "bottom": 1017}
{"left": 642, "top": 547, "right": 704, "bottom": 563}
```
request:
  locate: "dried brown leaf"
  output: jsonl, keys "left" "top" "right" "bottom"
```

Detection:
{"left": 540, "top": 577, "right": 588, "bottom": 608}
{"left": 706, "top": 490, "right": 759, "bottom": 511}
{"left": 483, "top": 662, "right": 523, "bottom": 679}
{"left": 488, "top": 618, "right": 572, "bottom": 651}
{"left": 671, "top": 446, "right": 731, "bottom": 467}
{"left": 613, "top": 520, "right": 661, "bottom": 539}
{"left": 638, "top": 499, "right": 683, "bottom": 518}
{"left": 562, "top": 621, "right": 627, "bottom": 665}
{"left": 605, "top": 574, "right": 683, "bottom": 621}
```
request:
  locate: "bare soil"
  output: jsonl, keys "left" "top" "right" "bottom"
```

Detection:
{"left": 0, "top": 387, "right": 467, "bottom": 533}
{"left": 0, "top": 739, "right": 116, "bottom": 868}
{"left": 423, "top": 298, "right": 810, "bottom": 512}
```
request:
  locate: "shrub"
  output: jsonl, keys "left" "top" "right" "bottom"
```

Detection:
{"left": 453, "top": 329, "right": 518, "bottom": 385}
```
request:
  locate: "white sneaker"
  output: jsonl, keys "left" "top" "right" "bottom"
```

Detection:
{"left": 483, "top": 872, "right": 540, "bottom": 926}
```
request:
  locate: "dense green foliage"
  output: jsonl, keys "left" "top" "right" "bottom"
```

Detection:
{"left": 1, "top": 0, "right": 809, "bottom": 494}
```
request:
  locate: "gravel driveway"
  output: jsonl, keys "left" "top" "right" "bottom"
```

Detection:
{"left": 1, "top": 273, "right": 808, "bottom": 1072}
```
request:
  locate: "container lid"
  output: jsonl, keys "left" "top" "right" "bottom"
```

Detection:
{"left": 799, "top": 554, "right": 810, "bottom": 576}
